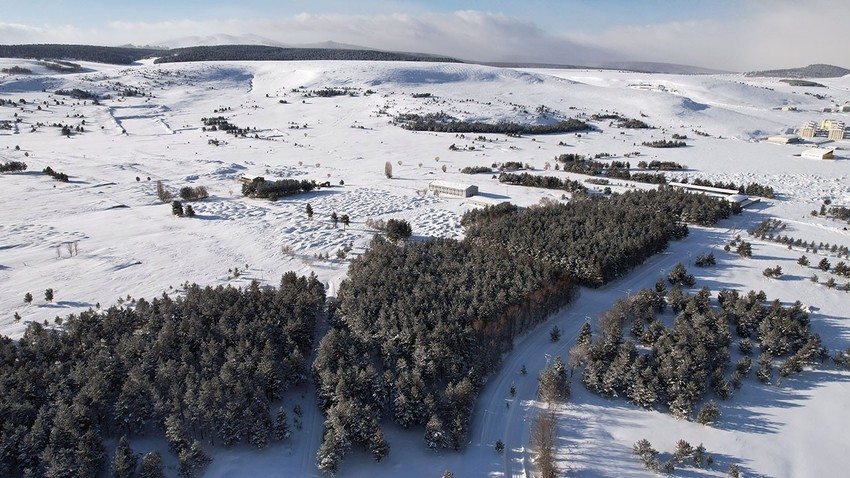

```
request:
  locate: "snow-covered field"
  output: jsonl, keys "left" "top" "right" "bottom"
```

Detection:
{"left": 1, "top": 57, "right": 849, "bottom": 477}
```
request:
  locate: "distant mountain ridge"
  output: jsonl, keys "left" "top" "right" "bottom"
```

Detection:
{"left": 153, "top": 45, "right": 460, "bottom": 64}
{"left": 745, "top": 63, "right": 850, "bottom": 78}
{"left": 0, "top": 44, "right": 162, "bottom": 65}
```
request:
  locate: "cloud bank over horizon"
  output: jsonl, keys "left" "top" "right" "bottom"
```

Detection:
{"left": 0, "top": 2, "right": 847, "bottom": 72}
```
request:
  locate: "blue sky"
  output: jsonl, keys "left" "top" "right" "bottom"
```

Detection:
{"left": 4, "top": 0, "right": 743, "bottom": 32}
{"left": 1, "top": 0, "right": 846, "bottom": 70}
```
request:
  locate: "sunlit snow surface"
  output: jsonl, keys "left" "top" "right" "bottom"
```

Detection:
{"left": 1, "top": 57, "right": 849, "bottom": 477}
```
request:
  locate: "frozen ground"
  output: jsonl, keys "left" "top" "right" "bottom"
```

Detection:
{"left": 1, "top": 57, "right": 849, "bottom": 477}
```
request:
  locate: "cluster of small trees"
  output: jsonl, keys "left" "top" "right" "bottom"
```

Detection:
{"left": 54, "top": 88, "right": 97, "bottom": 100}
{"left": 42, "top": 166, "right": 69, "bottom": 182}
{"left": 617, "top": 118, "right": 653, "bottom": 129}
{"left": 312, "top": 236, "right": 578, "bottom": 472}
{"left": 463, "top": 188, "right": 736, "bottom": 287}
{"left": 171, "top": 200, "right": 195, "bottom": 217}
{"left": 0, "top": 160, "right": 27, "bottom": 173}
{"left": 460, "top": 166, "right": 492, "bottom": 174}
{"left": 676, "top": 177, "right": 776, "bottom": 199}
{"left": 498, "top": 172, "right": 586, "bottom": 193}
{"left": 394, "top": 112, "right": 589, "bottom": 135}
{"left": 0, "top": 274, "right": 325, "bottom": 477}
{"left": 308, "top": 87, "right": 356, "bottom": 98}
{"left": 638, "top": 160, "right": 687, "bottom": 171}
{"left": 633, "top": 438, "right": 717, "bottom": 474}
{"left": 579, "top": 281, "right": 827, "bottom": 419}
{"left": 554, "top": 154, "right": 668, "bottom": 185}
{"left": 201, "top": 116, "right": 251, "bottom": 137}
{"left": 828, "top": 205, "right": 850, "bottom": 222}
{"left": 642, "top": 139, "right": 687, "bottom": 148}
{"left": 797, "top": 255, "right": 850, "bottom": 290}
{"left": 242, "top": 178, "right": 317, "bottom": 200}
{"left": 179, "top": 185, "right": 209, "bottom": 201}
{"left": 0, "top": 66, "right": 32, "bottom": 74}
{"left": 725, "top": 236, "right": 752, "bottom": 258}
{"left": 694, "top": 252, "right": 716, "bottom": 267}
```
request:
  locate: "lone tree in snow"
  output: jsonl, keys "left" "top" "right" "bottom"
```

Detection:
{"left": 384, "top": 161, "right": 393, "bottom": 179}
{"left": 44, "top": 288, "right": 54, "bottom": 303}
{"left": 306, "top": 203, "right": 313, "bottom": 220}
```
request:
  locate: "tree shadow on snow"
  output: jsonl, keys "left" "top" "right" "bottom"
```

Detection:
{"left": 716, "top": 369, "right": 850, "bottom": 435}
{"left": 40, "top": 300, "right": 95, "bottom": 309}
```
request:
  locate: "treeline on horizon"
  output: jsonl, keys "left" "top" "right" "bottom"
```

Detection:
{"left": 0, "top": 44, "right": 161, "bottom": 65}
{"left": 0, "top": 44, "right": 461, "bottom": 66}
{"left": 153, "top": 46, "right": 461, "bottom": 64}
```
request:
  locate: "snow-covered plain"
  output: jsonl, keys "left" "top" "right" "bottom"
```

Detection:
{"left": 1, "top": 57, "right": 849, "bottom": 477}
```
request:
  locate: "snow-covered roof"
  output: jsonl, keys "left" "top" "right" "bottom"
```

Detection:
{"left": 801, "top": 148, "right": 835, "bottom": 159}
{"left": 429, "top": 180, "right": 476, "bottom": 191}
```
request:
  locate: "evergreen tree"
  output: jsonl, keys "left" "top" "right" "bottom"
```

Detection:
{"left": 44, "top": 288, "right": 54, "bottom": 302}
{"left": 692, "top": 443, "right": 706, "bottom": 467}
{"left": 672, "top": 439, "right": 693, "bottom": 464}
{"left": 341, "top": 214, "right": 350, "bottom": 230}
{"left": 24, "top": 292, "right": 33, "bottom": 303}
{"left": 184, "top": 205, "right": 195, "bottom": 217}
{"left": 139, "top": 452, "right": 165, "bottom": 478}
{"left": 306, "top": 203, "right": 313, "bottom": 220}
{"left": 369, "top": 427, "right": 389, "bottom": 463}
{"left": 330, "top": 212, "right": 338, "bottom": 228}
{"left": 577, "top": 322, "right": 592, "bottom": 346}
{"left": 667, "top": 263, "right": 696, "bottom": 287}
{"left": 177, "top": 440, "right": 210, "bottom": 478}
{"left": 797, "top": 255, "right": 810, "bottom": 266}
{"left": 316, "top": 427, "right": 347, "bottom": 475}
{"left": 171, "top": 200, "right": 184, "bottom": 216}
{"left": 424, "top": 414, "right": 448, "bottom": 449}
{"left": 165, "top": 415, "right": 188, "bottom": 453}
{"left": 549, "top": 325, "right": 561, "bottom": 342}
{"left": 697, "top": 400, "right": 720, "bottom": 425}
{"left": 272, "top": 406, "right": 291, "bottom": 441}
{"left": 110, "top": 436, "right": 137, "bottom": 478}
{"left": 818, "top": 258, "right": 831, "bottom": 272}
{"left": 633, "top": 438, "right": 660, "bottom": 472}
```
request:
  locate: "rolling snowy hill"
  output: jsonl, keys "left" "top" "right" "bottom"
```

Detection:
{"left": 1, "top": 57, "right": 849, "bottom": 477}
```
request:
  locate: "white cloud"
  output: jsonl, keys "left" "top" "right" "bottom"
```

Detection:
{"left": 566, "top": 0, "right": 850, "bottom": 70}
{"left": 0, "top": 11, "right": 614, "bottom": 66}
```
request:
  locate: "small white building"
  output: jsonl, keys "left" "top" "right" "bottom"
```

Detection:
{"left": 801, "top": 148, "right": 835, "bottom": 160}
{"left": 767, "top": 135, "right": 802, "bottom": 144}
{"left": 239, "top": 174, "right": 265, "bottom": 185}
{"left": 429, "top": 180, "right": 478, "bottom": 197}
{"left": 467, "top": 196, "right": 511, "bottom": 208}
